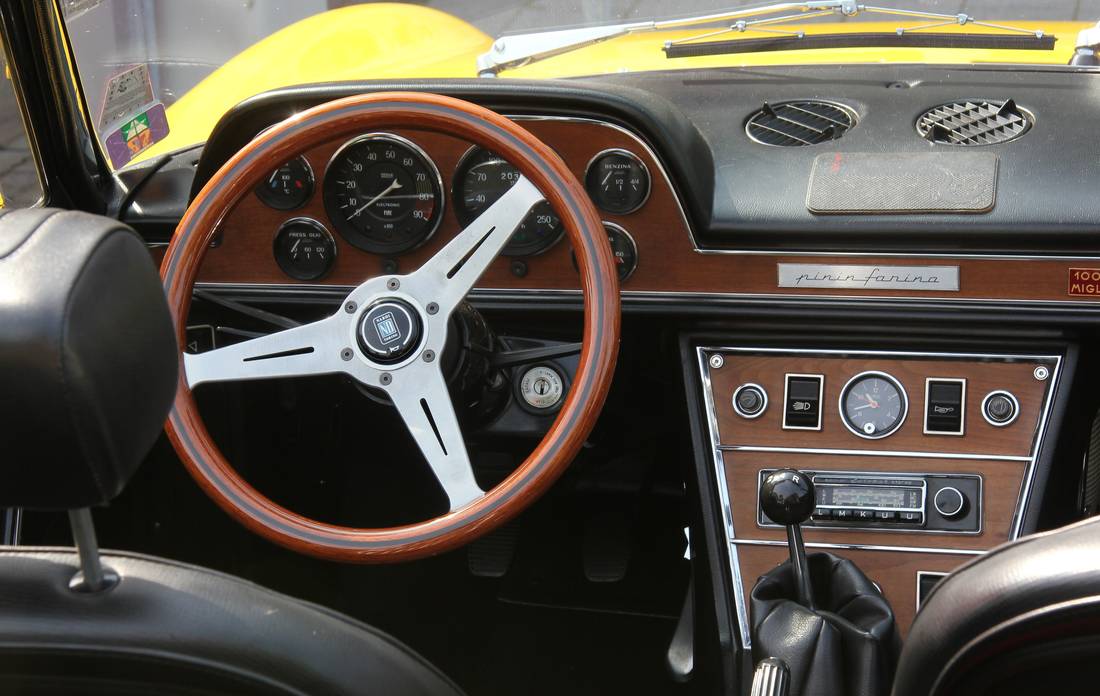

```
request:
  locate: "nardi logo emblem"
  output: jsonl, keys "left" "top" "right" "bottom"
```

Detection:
{"left": 1068, "top": 268, "right": 1100, "bottom": 297}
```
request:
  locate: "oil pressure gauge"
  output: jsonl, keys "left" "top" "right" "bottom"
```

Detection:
{"left": 273, "top": 219, "right": 336, "bottom": 281}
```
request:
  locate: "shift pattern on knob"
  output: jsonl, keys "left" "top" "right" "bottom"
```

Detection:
{"left": 760, "top": 469, "right": 816, "bottom": 526}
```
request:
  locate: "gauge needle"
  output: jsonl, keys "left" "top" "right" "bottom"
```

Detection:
{"left": 348, "top": 179, "right": 402, "bottom": 219}
{"left": 601, "top": 171, "right": 614, "bottom": 185}
{"left": 853, "top": 404, "right": 875, "bottom": 411}
{"left": 863, "top": 393, "right": 880, "bottom": 408}
{"left": 290, "top": 238, "right": 301, "bottom": 254}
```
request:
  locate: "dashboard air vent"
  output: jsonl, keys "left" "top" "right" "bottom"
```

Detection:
{"left": 745, "top": 101, "right": 856, "bottom": 147}
{"left": 916, "top": 99, "right": 1031, "bottom": 146}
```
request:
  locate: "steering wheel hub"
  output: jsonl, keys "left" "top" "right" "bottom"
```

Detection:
{"left": 357, "top": 299, "right": 422, "bottom": 363}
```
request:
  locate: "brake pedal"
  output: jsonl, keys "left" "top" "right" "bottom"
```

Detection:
{"left": 467, "top": 522, "right": 519, "bottom": 577}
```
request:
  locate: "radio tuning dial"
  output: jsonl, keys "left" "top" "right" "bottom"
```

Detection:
{"left": 934, "top": 487, "right": 967, "bottom": 519}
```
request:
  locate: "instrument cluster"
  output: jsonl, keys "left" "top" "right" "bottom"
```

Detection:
{"left": 253, "top": 132, "right": 652, "bottom": 282}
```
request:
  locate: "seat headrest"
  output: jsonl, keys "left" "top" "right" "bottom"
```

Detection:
{"left": 0, "top": 208, "right": 177, "bottom": 509}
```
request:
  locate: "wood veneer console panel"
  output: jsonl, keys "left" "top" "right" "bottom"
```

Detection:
{"left": 723, "top": 452, "right": 1024, "bottom": 551}
{"left": 707, "top": 353, "right": 1055, "bottom": 457}
{"left": 736, "top": 544, "right": 973, "bottom": 637}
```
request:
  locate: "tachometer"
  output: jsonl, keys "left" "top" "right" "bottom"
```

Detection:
{"left": 453, "top": 147, "right": 562, "bottom": 257}
{"left": 323, "top": 134, "right": 443, "bottom": 255}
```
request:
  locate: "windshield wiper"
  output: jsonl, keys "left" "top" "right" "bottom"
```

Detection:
{"left": 476, "top": 1, "right": 1049, "bottom": 77}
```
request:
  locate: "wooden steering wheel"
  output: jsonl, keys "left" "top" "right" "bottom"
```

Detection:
{"left": 161, "top": 93, "right": 620, "bottom": 563}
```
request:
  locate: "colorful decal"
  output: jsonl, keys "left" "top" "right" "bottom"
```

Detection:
{"left": 104, "top": 102, "right": 169, "bottom": 169}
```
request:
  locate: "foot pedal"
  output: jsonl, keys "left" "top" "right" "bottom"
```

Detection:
{"left": 468, "top": 522, "right": 519, "bottom": 578}
{"left": 583, "top": 505, "right": 632, "bottom": 582}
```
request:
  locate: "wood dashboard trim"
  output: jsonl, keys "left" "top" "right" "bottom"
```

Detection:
{"left": 182, "top": 109, "right": 1100, "bottom": 307}
{"left": 695, "top": 345, "right": 1064, "bottom": 649}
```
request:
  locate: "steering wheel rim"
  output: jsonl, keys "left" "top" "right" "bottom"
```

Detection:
{"left": 161, "top": 92, "right": 620, "bottom": 563}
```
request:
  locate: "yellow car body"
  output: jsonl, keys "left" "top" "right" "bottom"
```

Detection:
{"left": 131, "top": 2, "right": 1090, "bottom": 165}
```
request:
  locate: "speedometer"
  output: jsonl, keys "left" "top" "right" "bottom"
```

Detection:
{"left": 322, "top": 134, "right": 443, "bottom": 255}
{"left": 453, "top": 147, "right": 562, "bottom": 257}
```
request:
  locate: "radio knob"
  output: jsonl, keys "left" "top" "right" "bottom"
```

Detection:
{"left": 933, "top": 487, "right": 967, "bottom": 519}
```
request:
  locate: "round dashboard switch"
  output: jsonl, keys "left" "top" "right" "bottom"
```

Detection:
{"left": 934, "top": 487, "right": 967, "bottom": 519}
{"left": 733, "top": 384, "right": 768, "bottom": 419}
{"left": 982, "top": 391, "right": 1019, "bottom": 427}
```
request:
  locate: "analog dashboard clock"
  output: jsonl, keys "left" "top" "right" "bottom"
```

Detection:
{"left": 840, "top": 371, "right": 908, "bottom": 439}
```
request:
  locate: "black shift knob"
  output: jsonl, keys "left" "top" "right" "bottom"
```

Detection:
{"left": 760, "top": 469, "right": 815, "bottom": 526}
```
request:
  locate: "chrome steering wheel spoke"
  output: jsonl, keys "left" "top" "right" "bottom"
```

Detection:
{"left": 383, "top": 361, "right": 484, "bottom": 511}
{"left": 183, "top": 313, "right": 377, "bottom": 388}
{"left": 406, "top": 175, "right": 542, "bottom": 319}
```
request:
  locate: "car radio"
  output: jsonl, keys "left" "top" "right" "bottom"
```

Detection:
{"left": 757, "top": 469, "right": 982, "bottom": 533}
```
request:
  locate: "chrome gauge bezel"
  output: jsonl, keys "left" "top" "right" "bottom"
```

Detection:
{"left": 584, "top": 148, "right": 651, "bottom": 215}
{"left": 838, "top": 370, "right": 909, "bottom": 440}
{"left": 271, "top": 217, "right": 337, "bottom": 281}
{"left": 322, "top": 132, "right": 445, "bottom": 256}
{"left": 255, "top": 155, "right": 315, "bottom": 211}
{"left": 450, "top": 145, "right": 564, "bottom": 257}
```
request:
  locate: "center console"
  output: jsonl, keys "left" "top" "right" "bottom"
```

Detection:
{"left": 693, "top": 346, "right": 1065, "bottom": 647}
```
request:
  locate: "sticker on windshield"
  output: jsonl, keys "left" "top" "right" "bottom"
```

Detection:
{"left": 97, "top": 63, "right": 169, "bottom": 168}
{"left": 98, "top": 64, "right": 155, "bottom": 132}
{"left": 103, "top": 103, "right": 169, "bottom": 169}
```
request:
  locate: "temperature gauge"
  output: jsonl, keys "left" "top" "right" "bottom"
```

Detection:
{"left": 584, "top": 149, "right": 650, "bottom": 214}
{"left": 273, "top": 219, "right": 336, "bottom": 281}
{"left": 256, "top": 156, "right": 314, "bottom": 210}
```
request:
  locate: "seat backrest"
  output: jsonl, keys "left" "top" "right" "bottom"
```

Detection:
{"left": 893, "top": 515, "right": 1100, "bottom": 696}
{"left": 0, "top": 208, "right": 177, "bottom": 509}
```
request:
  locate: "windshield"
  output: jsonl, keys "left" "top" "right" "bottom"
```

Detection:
{"left": 62, "top": 1, "right": 1094, "bottom": 168}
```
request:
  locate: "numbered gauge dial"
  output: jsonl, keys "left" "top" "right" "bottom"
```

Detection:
{"left": 273, "top": 219, "right": 336, "bottom": 281}
{"left": 571, "top": 222, "right": 638, "bottom": 282}
{"left": 255, "top": 156, "right": 314, "bottom": 210}
{"left": 323, "top": 134, "right": 443, "bottom": 255}
{"left": 453, "top": 147, "right": 563, "bottom": 257}
{"left": 584, "top": 149, "right": 650, "bottom": 214}
{"left": 840, "top": 372, "right": 908, "bottom": 439}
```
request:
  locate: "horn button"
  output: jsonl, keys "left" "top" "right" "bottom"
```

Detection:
{"left": 357, "top": 299, "right": 422, "bottom": 363}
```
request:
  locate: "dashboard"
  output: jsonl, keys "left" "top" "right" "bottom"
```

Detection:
{"left": 192, "top": 117, "right": 686, "bottom": 290}
{"left": 127, "top": 63, "right": 1100, "bottom": 690}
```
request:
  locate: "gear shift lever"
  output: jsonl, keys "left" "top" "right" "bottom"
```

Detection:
{"left": 760, "top": 469, "right": 815, "bottom": 609}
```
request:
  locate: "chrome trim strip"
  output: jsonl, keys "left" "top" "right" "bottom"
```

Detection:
{"left": 697, "top": 345, "right": 1062, "bottom": 653}
{"left": 188, "top": 284, "right": 1100, "bottom": 310}
{"left": 720, "top": 445, "right": 1028, "bottom": 462}
{"left": 733, "top": 538, "right": 984, "bottom": 556}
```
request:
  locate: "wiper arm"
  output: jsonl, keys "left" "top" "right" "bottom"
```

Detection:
{"left": 476, "top": 1, "right": 1047, "bottom": 77}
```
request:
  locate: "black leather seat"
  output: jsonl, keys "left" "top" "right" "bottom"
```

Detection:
{"left": 0, "top": 208, "right": 464, "bottom": 695}
{"left": 893, "top": 515, "right": 1100, "bottom": 696}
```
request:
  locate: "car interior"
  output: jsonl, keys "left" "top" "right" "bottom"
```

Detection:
{"left": 3, "top": 1, "right": 1100, "bottom": 694}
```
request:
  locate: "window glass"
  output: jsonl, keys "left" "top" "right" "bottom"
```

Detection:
{"left": 0, "top": 38, "right": 43, "bottom": 208}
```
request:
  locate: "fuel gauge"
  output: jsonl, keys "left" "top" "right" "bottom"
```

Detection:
{"left": 273, "top": 219, "right": 336, "bottom": 281}
{"left": 585, "top": 149, "right": 650, "bottom": 214}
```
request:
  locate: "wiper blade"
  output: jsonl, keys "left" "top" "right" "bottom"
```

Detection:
{"left": 664, "top": 31, "right": 1055, "bottom": 59}
{"left": 476, "top": 1, "right": 1048, "bottom": 77}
